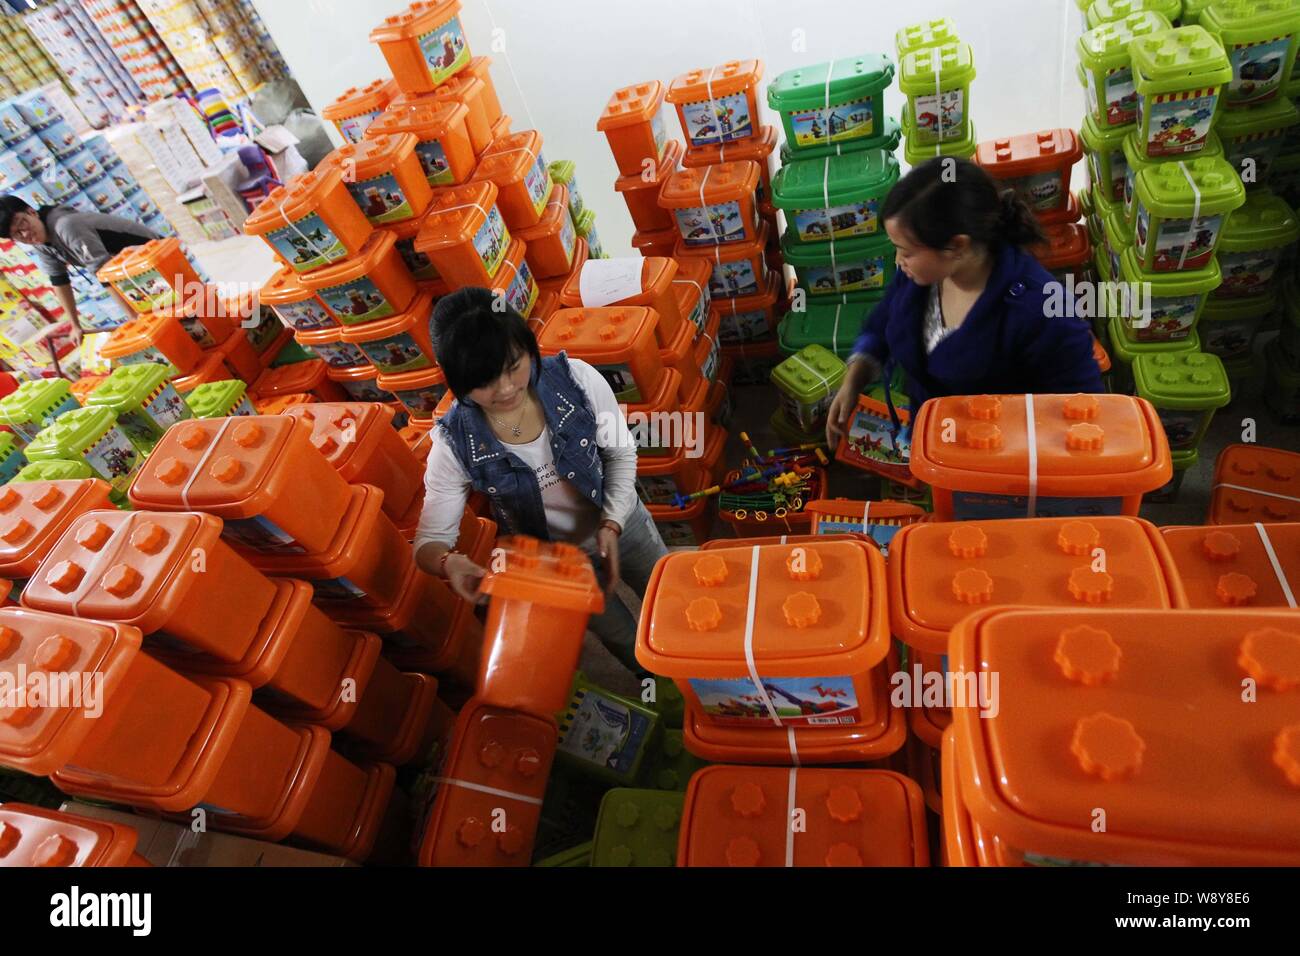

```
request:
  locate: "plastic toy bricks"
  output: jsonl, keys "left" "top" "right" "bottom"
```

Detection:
{"left": 909, "top": 393, "right": 1173, "bottom": 520}
{"left": 677, "top": 766, "right": 929, "bottom": 867}
{"left": 1160, "top": 522, "right": 1300, "bottom": 608}
{"left": 0, "top": 804, "right": 149, "bottom": 867}
{"left": 417, "top": 698, "right": 556, "bottom": 867}
{"left": 1209, "top": 443, "right": 1300, "bottom": 523}
{"left": 0, "top": 479, "right": 115, "bottom": 581}
{"left": 948, "top": 606, "right": 1300, "bottom": 866}
{"left": 475, "top": 537, "right": 604, "bottom": 717}
{"left": 590, "top": 788, "right": 684, "bottom": 867}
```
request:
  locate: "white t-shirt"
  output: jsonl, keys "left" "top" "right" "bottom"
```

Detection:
{"left": 414, "top": 357, "right": 640, "bottom": 550}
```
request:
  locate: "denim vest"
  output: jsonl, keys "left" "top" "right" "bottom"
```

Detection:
{"left": 437, "top": 352, "right": 605, "bottom": 539}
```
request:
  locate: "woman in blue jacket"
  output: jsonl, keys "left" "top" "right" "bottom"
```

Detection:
{"left": 826, "top": 158, "right": 1102, "bottom": 447}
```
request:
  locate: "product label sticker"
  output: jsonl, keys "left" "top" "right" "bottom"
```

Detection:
{"left": 395, "top": 237, "right": 440, "bottom": 281}
{"left": 1156, "top": 408, "right": 1204, "bottom": 451}
{"left": 910, "top": 89, "right": 966, "bottom": 142}
{"left": 337, "top": 108, "right": 381, "bottom": 144}
{"left": 178, "top": 315, "right": 218, "bottom": 348}
{"left": 708, "top": 259, "right": 761, "bottom": 298}
{"left": 780, "top": 390, "right": 834, "bottom": 431}
{"left": 815, "top": 519, "right": 905, "bottom": 555}
{"left": 718, "top": 306, "right": 769, "bottom": 344}
{"left": 700, "top": 335, "right": 721, "bottom": 381}
{"left": 310, "top": 576, "right": 368, "bottom": 602}
{"left": 803, "top": 256, "right": 887, "bottom": 295}
{"left": 221, "top": 515, "right": 305, "bottom": 553}
{"left": 567, "top": 174, "right": 585, "bottom": 218}
{"left": 396, "top": 386, "right": 446, "bottom": 417}
{"left": 474, "top": 206, "right": 510, "bottom": 279}
{"left": 415, "top": 138, "right": 454, "bottom": 186}
{"left": 792, "top": 198, "right": 881, "bottom": 242}
{"left": 558, "top": 691, "right": 654, "bottom": 775}
{"left": 232, "top": 397, "right": 259, "bottom": 416}
{"left": 119, "top": 344, "right": 170, "bottom": 367}
{"left": 790, "top": 95, "right": 875, "bottom": 147}
{"left": 1135, "top": 293, "right": 1201, "bottom": 340}
{"left": 1218, "top": 249, "right": 1280, "bottom": 296}
{"left": 266, "top": 212, "right": 348, "bottom": 272}
{"left": 84, "top": 427, "right": 141, "bottom": 493}
{"left": 681, "top": 91, "right": 756, "bottom": 147}
{"left": 506, "top": 262, "right": 539, "bottom": 317}
{"left": 1108, "top": 150, "right": 1128, "bottom": 203}
{"left": 1150, "top": 212, "right": 1222, "bottom": 272}
{"left": 558, "top": 209, "right": 577, "bottom": 265}
{"left": 651, "top": 107, "right": 669, "bottom": 157}
{"left": 1201, "top": 317, "right": 1259, "bottom": 360}
{"left": 114, "top": 410, "right": 160, "bottom": 449}
{"left": 346, "top": 172, "right": 412, "bottom": 225}
{"left": 317, "top": 275, "right": 396, "bottom": 325}
{"left": 689, "top": 675, "right": 861, "bottom": 727}
{"left": 417, "top": 15, "right": 471, "bottom": 87}
{"left": 596, "top": 361, "right": 642, "bottom": 403}
{"left": 1010, "top": 170, "right": 1066, "bottom": 213}
{"left": 358, "top": 331, "right": 432, "bottom": 374}
{"left": 114, "top": 268, "right": 175, "bottom": 313}
{"left": 586, "top": 224, "right": 605, "bottom": 259}
{"left": 1225, "top": 131, "right": 1283, "bottom": 183}
{"left": 273, "top": 300, "right": 335, "bottom": 330}
{"left": 951, "top": 491, "right": 1124, "bottom": 519}
{"left": 675, "top": 200, "right": 747, "bottom": 245}
{"left": 311, "top": 340, "right": 369, "bottom": 368}
{"left": 338, "top": 377, "right": 386, "bottom": 402}
{"left": 1227, "top": 37, "right": 1291, "bottom": 106}
{"left": 145, "top": 384, "right": 191, "bottom": 431}
{"left": 1103, "top": 67, "right": 1138, "bottom": 126}
{"left": 1143, "top": 92, "right": 1218, "bottom": 157}
{"left": 525, "top": 157, "right": 552, "bottom": 215}
{"left": 245, "top": 308, "right": 281, "bottom": 352}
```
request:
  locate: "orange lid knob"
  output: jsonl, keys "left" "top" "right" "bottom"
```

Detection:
{"left": 75, "top": 520, "right": 112, "bottom": 551}
{"left": 598, "top": 324, "right": 618, "bottom": 340}
{"left": 514, "top": 747, "right": 542, "bottom": 778}
{"left": 0, "top": 703, "right": 37, "bottom": 727}
{"left": 0, "top": 487, "right": 17, "bottom": 512}
{"left": 496, "top": 825, "right": 526, "bottom": 856}
{"left": 1274, "top": 725, "right": 1300, "bottom": 787}
{"left": 785, "top": 546, "right": 823, "bottom": 581}
{"left": 478, "top": 739, "right": 504, "bottom": 767}
{"left": 0, "top": 517, "right": 32, "bottom": 544}
{"left": 693, "top": 554, "right": 728, "bottom": 586}
{"left": 826, "top": 785, "right": 863, "bottom": 823}
{"left": 46, "top": 560, "right": 84, "bottom": 593}
{"left": 155, "top": 456, "right": 188, "bottom": 485}
{"left": 686, "top": 596, "right": 722, "bottom": 631}
{"left": 1057, "top": 521, "right": 1100, "bottom": 556}
{"left": 1054, "top": 625, "right": 1122, "bottom": 685}
{"left": 210, "top": 455, "right": 243, "bottom": 483}
{"left": 1263, "top": 502, "right": 1293, "bottom": 521}
{"left": 783, "top": 591, "right": 821, "bottom": 628}
{"left": 1066, "top": 422, "right": 1105, "bottom": 451}
{"left": 730, "top": 782, "right": 766, "bottom": 818}
{"left": 1062, "top": 394, "right": 1100, "bottom": 420}
{"left": 1201, "top": 531, "right": 1241, "bottom": 562}
{"left": 1068, "top": 567, "right": 1113, "bottom": 603}
{"left": 964, "top": 422, "right": 1002, "bottom": 449}
{"left": 314, "top": 435, "right": 339, "bottom": 456}
{"left": 1216, "top": 572, "right": 1257, "bottom": 606}
{"left": 952, "top": 567, "right": 994, "bottom": 604}
{"left": 34, "top": 634, "right": 77, "bottom": 672}
{"left": 726, "top": 836, "right": 761, "bottom": 867}
{"left": 1225, "top": 494, "right": 1252, "bottom": 513}
{"left": 825, "top": 843, "right": 864, "bottom": 867}
{"left": 1237, "top": 628, "right": 1300, "bottom": 692}
{"left": 456, "top": 817, "right": 487, "bottom": 848}
{"left": 32, "top": 834, "right": 77, "bottom": 867}
{"left": 0, "top": 625, "right": 17, "bottom": 660}
{"left": 177, "top": 424, "right": 208, "bottom": 449}
{"left": 103, "top": 563, "right": 142, "bottom": 598}
{"left": 965, "top": 395, "right": 1001, "bottom": 420}
{"left": 1229, "top": 455, "right": 1258, "bottom": 476}
{"left": 0, "top": 820, "right": 18, "bottom": 857}
{"left": 1071, "top": 712, "right": 1144, "bottom": 780}
{"left": 32, "top": 485, "right": 64, "bottom": 511}
{"left": 947, "top": 525, "right": 987, "bottom": 558}
{"left": 231, "top": 421, "right": 263, "bottom": 448}
{"left": 1266, "top": 461, "right": 1296, "bottom": 480}
{"left": 130, "top": 521, "right": 168, "bottom": 554}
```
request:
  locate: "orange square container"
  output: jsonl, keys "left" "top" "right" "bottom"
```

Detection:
{"left": 514, "top": 183, "right": 578, "bottom": 279}
{"left": 128, "top": 416, "right": 354, "bottom": 556}
{"left": 633, "top": 226, "right": 680, "bottom": 257}
{"left": 464, "top": 56, "right": 503, "bottom": 124}
{"left": 338, "top": 289, "right": 437, "bottom": 376}
{"left": 96, "top": 238, "right": 202, "bottom": 316}
{"left": 616, "top": 139, "right": 682, "bottom": 233}
{"left": 321, "top": 78, "right": 397, "bottom": 143}
{"left": 660, "top": 161, "right": 762, "bottom": 247}
{"left": 417, "top": 698, "right": 557, "bottom": 866}
{"left": 0, "top": 803, "right": 148, "bottom": 867}
{"left": 1209, "top": 443, "right": 1300, "bottom": 524}
{"left": 243, "top": 168, "right": 374, "bottom": 275}
{"left": 538, "top": 306, "right": 663, "bottom": 404}
{"left": 1160, "top": 522, "right": 1300, "bottom": 609}
{"left": 672, "top": 255, "right": 713, "bottom": 335}
{"left": 975, "top": 129, "right": 1084, "bottom": 226}
{"left": 21, "top": 510, "right": 279, "bottom": 661}
{"left": 888, "top": 515, "right": 1188, "bottom": 656}
{"left": 713, "top": 270, "right": 782, "bottom": 344}
{"left": 636, "top": 539, "right": 890, "bottom": 729}
{"left": 259, "top": 267, "right": 338, "bottom": 332}
{"left": 327, "top": 363, "right": 390, "bottom": 403}
{"left": 215, "top": 327, "right": 264, "bottom": 384}
{"left": 940, "top": 727, "right": 979, "bottom": 866}
{"left": 155, "top": 293, "right": 237, "bottom": 350}
{"left": 414, "top": 180, "right": 512, "bottom": 287}
{"left": 251, "top": 359, "right": 349, "bottom": 404}
{"left": 683, "top": 123, "right": 779, "bottom": 209}
{"left": 488, "top": 113, "right": 512, "bottom": 147}
{"left": 295, "top": 325, "right": 373, "bottom": 372}
{"left": 676, "top": 219, "right": 771, "bottom": 299}
{"left": 909, "top": 393, "right": 1174, "bottom": 521}
{"left": 677, "top": 766, "right": 929, "bottom": 866}
{"left": 598, "top": 80, "right": 671, "bottom": 177}
{"left": 1032, "top": 222, "right": 1094, "bottom": 284}
{"left": 170, "top": 351, "right": 229, "bottom": 395}
{"left": 635, "top": 422, "right": 725, "bottom": 507}
{"left": 471, "top": 130, "right": 553, "bottom": 229}
{"left": 366, "top": 98, "right": 477, "bottom": 188}
{"left": 559, "top": 256, "right": 685, "bottom": 348}
{"left": 666, "top": 60, "right": 766, "bottom": 149}
{"left": 423, "top": 72, "right": 492, "bottom": 155}
{"left": 693, "top": 309, "right": 723, "bottom": 384}
{"left": 298, "top": 231, "right": 418, "bottom": 328}
{"left": 254, "top": 393, "right": 315, "bottom": 415}
{"left": 369, "top": 0, "right": 472, "bottom": 95}
{"left": 948, "top": 606, "right": 1300, "bottom": 866}
{"left": 321, "top": 133, "right": 434, "bottom": 227}
{"left": 0, "top": 479, "right": 115, "bottom": 580}
{"left": 377, "top": 366, "right": 448, "bottom": 422}
{"left": 99, "top": 313, "right": 203, "bottom": 372}
{"left": 538, "top": 233, "right": 584, "bottom": 300}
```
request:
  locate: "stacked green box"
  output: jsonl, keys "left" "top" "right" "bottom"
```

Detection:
{"left": 637, "top": 730, "right": 708, "bottom": 792}
{"left": 779, "top": 116, "right": 900, "bottom": 165}
{"left": 1077, "top": 10, "right": 1174, "bottom": 132}
{"left": 1108, "top": 316, "right": 1202, "bottom": 391}
{"left": 1133, "top": 350, "right": 1232, "bottom": 451}
{"left": 185, "top": 380, "right": 258, "bottom": 419}
{"left": 1200, "top": 286, "right": 1278, "bottom": 359}
{"left": 1199, "top": 0, "right": 1300, "bottom": 110}
{"left": 0, "top": 432, "right": 25, "bottom": 484}
{"left": 782, "top": 230, "right": 896, "bottom": 300}
{"left": 1133, "top": 155, "right": 1245, "bottom": 271}
{"left": 895, "top": 18, "right": 960, "bottom": 60}
{"left": 899, "top": 41, "right": 976, "bottom": 148}
{"left": 770, "top": 149, "right": 899, "bottom": 245}
{"left": 555, "top": 672, "right": 660, "bottom": 787}
{"left": 1117, "top": 244, "right": 1221, "bottom": 342}
{"left": 1122, "top": 129, "right": 1224, "bottom": 225}
{"left": 767, "top": 54, "right": 896, "bottom": 158}
{"left": 770, "top": 344, "right": 847, "bottom": 432}
{"left": 1130, "top": 25, "right": 1233, "bottom": 161}
{"left": 1213, "top": 186, "right": 1299, "bottom": 294}
{"left": 575, "top": 208, "right": 605, "bottom": 259}
{"left": 24, "top": 406, "right": 143, "bottom": 496}
{"left": 84, "top": 363, "right": 191, "bottom": 453}
{"left": 650, "top": 676, "right": 683, "bottom": 729}
{"left": 0, "top": 379, "right": 79, "bottom": 445}
{"left": 1214, "top": 95, "right": 1300, "bottom": 188}
{"left": 548, "top": 159, "right": 586, "bottom": 222}
{"left": 1087, "top": 0, "right": 1184, "bottom": 31}
{"left": 590, "top": 789, "right": 684, "bottom": 868}
{"left": 533, "top": 841, "right": 592, "bottom": 868}
{"left": 778, "top": 300, "right": 874, "bottom": 359}
{"left": 11, "top": 460, "right": 94, "bottom": 482}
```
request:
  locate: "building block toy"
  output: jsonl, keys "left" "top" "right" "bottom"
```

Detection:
{"left": 590, "top": 787, "right": 684, "bottom": 867}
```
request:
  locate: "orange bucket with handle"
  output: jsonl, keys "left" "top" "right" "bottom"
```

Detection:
{"left": 322, "top": 78, "right": 397, "bottom": 143}
{"left": 598, "top": 80, "right": 671, "bottom": 177}
{"left": 321, "top": 133, "right": 434, "bottom": 226}
{"left": 471, "top": 129, "right": 553, "bottom": 229}
{"left": 244, "top": 168, "right": 374, "bottom": 275}
{"left": 370, "top": 0, "right": 472, "bottom": 96}
{"left": 367, "top": 97, "right": 477, "bottom": 188}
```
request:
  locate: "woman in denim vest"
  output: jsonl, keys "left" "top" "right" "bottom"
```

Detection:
{"left": 414, "top": 287, "right": 669, "bottom": 678}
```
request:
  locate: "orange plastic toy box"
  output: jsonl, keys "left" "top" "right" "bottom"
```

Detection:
{"left": 321, "top": 133, "right": 434, "bottom": 227}
{"left": 677, "top": 766, "right": 929, "bottom": 867}
{"left": 490, "top": 237, "right": 540, "bottom": 318}
{"left": 632, "top": 225, "right": 679, "bottom": 257}
{"left": 692, "top": 309, "right": 723, "bottom": 387}
{"left": 413, "top": 180, "right": 512, "bottom": 288}
{"left": 259, "top": 267, "right": 337, "bottom": 333}
{"left": 940, "top": 726, "right": 978, "bottom": 867}
{"left": 659, "top": 306, "right": 704, "bottom": 403}
{"left": 599, "top": 80, "right": 671, "bottom": 177}
{"left": 295, "top": 324, "right": 374, "bottom": 376}
{"left": 909, "top": 393, "right": 1173, "bottom": 521}
{"left": 170, "top": 352, "right": 230, "bottom": 395}
{"left": 888, "top": 515, "right": 1189, "bottom": 655}
{"left": 1209, "top": 443, "right": 1300, "bottom": 524}
{"left": 251, "top": 360, "right": 349, "bottom": 405}
{"left": 99, "top": 312, "right": 202, "bottom": 373}
{"left": 675, "top": 219, "right": 771, "bottom": 301}
{"left": 328, "top": 364, "right": 391, "bottom": 404}
{"left": 367, "top": 97, "right": 477, "bottom": 189}
{"left": 417, "top": 697, "right": 556, "bottom": 866}
{"left": 377, "top": 366, "right": 447, "bottom": 422}
{"left": 948, "top": 606, "right": 1300, "bottom": 866}
{"left": 559, "top": 257, "right": 686, "bottom": 349}
{"left": 712, "top": 271, "right": 782, "bottom": 345}
{"left": 95, "top": 238, "right": 202, "bottom": 316}
{"left": 513, "top": 183, "right": 578, "bottom": 279}
{"left": 0, "top": 479, "right": 115, "bottom": 582}
{"left": 804, "top": 498, "right": 930, "bottom": 553}
{"left": 425, "top": 71, "right": 492, "bottom": 155}
{"left": 1032, "top": 222, "right": 1094, "bottom": 285}
{"left": 338, "top": 288, "right": 437, "bottom": 376}
{"left": 682, "top": 124, "right": 779, "bottom": 210}
{"left": 975, "top": 129, "right": 1084, "bottom": 226}
{"left": 0, "top": 804, "right": 148, "bottom": 867}
{"left": 370, "top": 0, "right": 472, "bottom": 95}
{"left": 660, "top": 161, "right": 762, "bottom": 248}
{"left": 127, "top": 416, "right": 354, "bottom": 556}
{"left": 537, "top": 307, "right": 664, "bottom": 405}
{"left": 471, "top": 130, "right": 553, "bottom": 230}
{"left": 321, "top": 78, "right": 396, "bottom": 143}
{"left": 673, "top": 255, "right": 713, "bottom": 335}
{"left": 298, "top": 230, "right": 418, "bottom": 328}
{"left": 155, "top": 293, "right": 237, "bottom": 351}
{"left": 635, "top": 423, "right": 726, "bottom": 508}
{"left": 244, "top": 169, "right": 374, "bottom": 275}
{"left": 1160, "top": 522, "right": 1300, "bottom": 609}
{"left": 615, "top": 139, "right": 682, "bottom": 234}
{"left": 665, "top": 60, "right": 765, "bottom": 150}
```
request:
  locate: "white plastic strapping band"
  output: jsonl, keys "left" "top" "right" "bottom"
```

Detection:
{"left": 820, "top": 57, "right": 836, "bottom": 148}
{"left": 785, "top": 768, "right": 798, "bottom": 866}
{"left": 789, "top": 351, "right": 834, "bottom": 398}
{"left": 1176, "top": 161, "right": 1201, "bottom": 272}
{"left": 934, "top": 57, "right": 944, "bottom": 157}
{"left": 824, "top": 156, "right": 841, "bottom": 292}
{"left": 276, "top": 195, "right": 338, "bottom": 265}
{"left": 862, "top": 499, "right": 871, "bottom": 527}
{"left": 697, "top": 163, "right": 723, "bottom": 244}
{"left": 179, "top": 416, "right": 236, "bottom": 509}
{"left": 432, "top": 776, "right": 544, "bottom": 806}
{"left": 787, "top": 727, "right": 800, "bottom": 767}
{"left": 742, "top": 545, "right": 783, "bottom": 725}
{"left": 1254, "top": 522, "right": 1297, "bottom": 607}
{"left": 1213, "top": 482, "right": 1300, "bottom": 504}
{"left": 1025, "top": 393, "right": 1039, "bottom": 517}
{"left": 832, "top": 304, "right": 842, "bottom": 355}
{"left": 70, "top": 510, "right": 141, "bottom": 619}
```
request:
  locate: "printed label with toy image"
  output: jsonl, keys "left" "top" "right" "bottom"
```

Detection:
{"left": 689, "top": 676, "right": 861, "bottom": 727}
{"left": 910, "top": 89, "right": 966, "bottom": 142}
{"left": 682, "top": 288, "right": 709, "bottom": 332}
{"left": 652, "top": 107, "right": 669, "bottom": 157}
{"left": 595, "top": 362, "right": 643, "bottom": 403}
{"left": 414, "top": 139, "right": 454, "bottom": 186}
{"left": 792, "top": 198, "right": 881, "bottom": 242}
{"left": 309, "top": 576, "right": 368, "bottom": 602}
{"left": 1009, "top": 171, "right": 1066, "bottom": 213}
{"left": 395, "top": 237, "right": 440, "bottom": 280}
{"left": 416, "top": 16, "right": 470, "bottom": 87}
{"left": 273, "top": 300, "right": 335, "bottom": 330}
{"left": 1103, "top": 67, "right": 1138, "bottom": 126}
{"left": 1218, "top": 249, "right": 1281, "bottom": 296}
{"left": 707, "top": 259, "right": 761, "bottom": 298}
{"left": 84, "top": 427, "right": 141, "bottom": 493}
{"left": 951, "top": 491, "right": 1125, "bottom": 519}
{"left": 1202, "top": 317, "right": 1257, "bottom": 360}
{"left": 837, "top": 397, "right": 912, "bottom": 482}
{"left": 114, "top": 409, "right": 160, "bottom": 449}
{"left": 1155, "top": 408, "right": 1205, "bottom": 451}
{"left": 1148, "top": 213, "right": 1223, "bottom": 272}
{"left": 310, "top": 340, "right": 369, "bottom": 368}
{"left": 1227, "top": 37, "right": 1291, "bottom": 106}
{"left": 245, "top": 308, "right": 282, "bottom": 352}
{"left": 178, "top": 316, "right": 218, "bottom": 348}
{"left": 676, "top": 200, "right": 747, "bottom": 245}
{"left": 1132, "top": 293, "right": 1200, "bottom": 340}
{"left": 525, "top": 155, "right": 552, "bottom": 216}
{"left": 265, "top": 212, "right": 348, "bottom": 272}
{"left": 346, "top": 172, "right": 413, "bottom": 225}
{"left": 559, "top": 692, "right": 654, "bottom": 775}
{"left": 681, "top": 92, "right": 756, "bottom": 147}
{"left": 473, "top": 206, "right": 510, "bottom": 278}
{"left": 317, "top": 275, "right": 396, "bottom": 325}
{"left": 557, "top": 209, "right": 577, "bottom": 264}
{"left": 566, "top": 174, "right": 585, "bottom": 218}
{"left": 337, "top": 109, "right": 381, "bottom": 143}
{"left": 395, "top": 386, "right": 445, "bottom": 416}
{"left": 357, "top": 331, "right": 432, "bottom": 374}
{"left": 119, "top": 344, "right": 170, "bottom": 367}
{"left": 802, "top": 256, "right": 888, "bottom": 294}
{"left": 338, "top": 378, "right": 386, "bottom": 402}
{"left": 114, "top": 267, "right": 175, "bottom": 313}
{"left": 146, "top": 383, "right": 191, "bottom": 430}
{"left": 700, "top": 335, "right": 721, "bottom": 381}
{"left": 781, "top": 390, "right": 834, "bottom": 431}
{"left": 1142, "top": 92, "right": 1218, "bottom": 157}
{"left": 584, "top": 223, "right": 605, "bottom": 259}
{"left": 790, "top": 96, "right": 875, "bottom": 147}
{"left": 815, "top": 518, "right": 905, "bottom": 555}
{"left": 504, "top": 260, "right": 539, "bottom": 317}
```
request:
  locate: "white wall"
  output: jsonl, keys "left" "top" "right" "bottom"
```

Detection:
{"left": 252, "top": 0, "right": 1088, "bottom": 256}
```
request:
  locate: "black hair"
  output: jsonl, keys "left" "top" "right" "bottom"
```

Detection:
{"left": 429, "top": 286, "right": 541, "bottom": 399}
{"left": 881, "top": 157, "right": 1046, "bottom": 252}
{"left": 0, "top": 195, "right": 34, "bottom": 239}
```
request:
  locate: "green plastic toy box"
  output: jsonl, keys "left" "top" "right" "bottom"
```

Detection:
{"left": 24, "top": 405, "right": 143, "bottom": 496}
{"left": 1131, "top": 25, "right": 1233, "bottom": 160}
{"left": 1122, "top": 128, "right": 1224, "bottom": 224}
{"left": 1200, "top": 0, "right": 1300, "bottom": 108}
{"left": 1117, "top": 243, "right": 1221, "bottom": 342}
{"left": 782, "top": 228, "right": 895, "bottom": 300}
{"left": 1082, "top": 111, "right": 1135, "bottom": 205}
{"left": 1103, "top": 207, "right": 1135, "bottom": 283}
{"left": 84, "top": 362, "right": 191, "bottom": 453}
{"left": 1078, "top": 10, "right": 1174, "bottom": 130}
{"left": 902, "top": 119, "right": 977, "bottom": 166}
{"left": 1199, "top": 286, "right": 1277, "bottom": 360}
{"left": 770, "top": 343, "right": 847, "bottom": 432}
{"left": 779, "top": 116, "right": 900, "bottom": 164}
{"left": 555, "top": 672, "right": 661, "bottom": 787}
{"left": 771, "top": 148, "right": 898, "bottom": 244}
{"left": 1214, "top": 186, "right": 1299, "bottom": 295}
{"left": 767, "top": 54, "right": 896, "bottom": 156}
{"left": 0, "top": 378, "right": 79, "bottom": 444}
{"left": 533, "top": 841, "right": 592, "bottom": 867}
{"left": 184, "top": 379, "right": 258, "bottom": 418}
{"left": 895, "top": 18, "right": 960, "bottom": 61}
{"left": 777, "top": 300, "right": 875, "bottom": 359}
{"left": 650, "top": 676, "right": 683, "bottom": 730}
{"left": 1214, "top": 94, "right": 1300, "bottom": 187}
{"left": 1134, "top": 349, "right": 1231, "bottom": 451}
{"left": 575, "top": 208, "right": 605, "bottom": 259}
{"left": 637, "top": 729, "right": 708, "bottom": 792}
{"left": 548, "top": 159, "right": 586, "bottom": 222}
{"left": 1107, "top": 315, "right": 1202, "bottom": 391}
{"left": 899, "top": 41, "right": 976, "bottom": 147}
{"left": 0, "top": 431, "right": 26, "bottom": 484}
{"left": 11, "top": 459, "right": 94, "bottom": 482}
{"left": 590, "top": 788, "right": 685, "bottom": 867}
{"left": 1264, "top": 335, "right": 1300, "bottom": 419}
{"left": 1087, "top": 0, "right": 1184, "bottom": 30}
{"left": 1180, "top": 0, "right": 1217, "bottom": 25}
{"left": 1134, "top": 154, "right": 1245, "bottom": 271}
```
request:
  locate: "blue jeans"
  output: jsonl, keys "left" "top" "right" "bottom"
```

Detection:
{"left": 581, "top": 500, "right": 668, "bottom": 677}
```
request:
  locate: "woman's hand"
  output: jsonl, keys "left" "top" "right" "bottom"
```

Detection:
{"left": 442, "top": 552, "right": 487, "bottom": 604}
{"left": 826, "top": 355, "right": 881, "bottom": 448}
{"left": 597, "top": 522, "right": 621, "bottom": 597}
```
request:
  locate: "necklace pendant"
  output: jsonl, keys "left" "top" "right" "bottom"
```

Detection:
{"left": 512, "top": 425, "right": 521, "bottom": 437}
